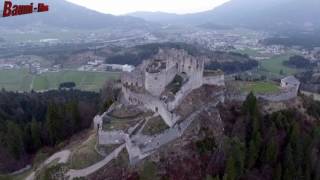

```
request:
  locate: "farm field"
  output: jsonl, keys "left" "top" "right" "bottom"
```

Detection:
{"left": 0, "top": 69, "right": 33, "bottom": 91}
{"left": 0, "top": 69, "right": 120, "bottom": 92}
{"left": 259, "top": 55, "right": 298, "bottom": 75}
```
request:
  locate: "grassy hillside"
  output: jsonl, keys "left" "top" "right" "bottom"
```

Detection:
{"left": 0, "top": 69, "right": 120, "bottom": 92}
{"left": 230, "top": 81, "right": 280, "bottom": 94}
{"left": 240, "top": 81, "right": 280, "bottom": 94}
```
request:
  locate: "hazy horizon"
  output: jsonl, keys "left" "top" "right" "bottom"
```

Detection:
{"left": 66, "top": 0, "right": 230, "bottom": 15}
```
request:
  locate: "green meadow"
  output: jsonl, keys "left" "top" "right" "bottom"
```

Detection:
{"left": 259, "top": 55, "right": 299, "bottom": 75}
{"left": 0, "top": 69, "right": 120, "bottom": 92}
{"left": 240, "top": 81, "right": 280, "bottom": 94}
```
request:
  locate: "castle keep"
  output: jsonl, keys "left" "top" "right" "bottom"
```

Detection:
{"left": 121, "top": 48, "right": 225, "bottom": 127}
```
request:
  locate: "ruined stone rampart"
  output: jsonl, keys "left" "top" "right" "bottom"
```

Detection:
{"left": 167, "top": 78, "right": 202, "bottom": 110}
{"left": 120, "top": 48, "right": 226, "bottom": 127}
{"left": 145, "top": 65, "right": 177, "bottom": 96}
{"left": 259, "top": 88, "right": 297, "bottom": 102}
{"left": 121, "top": 70, "right": 144, "bottom": 88}
{"left": 203, "top": 74, "right": 225, "bottom": 86}
{"left": 122, "top": 87, "right": 179, "bottom": 127}
{"left": 226, "top": 87, "right": 298, "bottom": 102}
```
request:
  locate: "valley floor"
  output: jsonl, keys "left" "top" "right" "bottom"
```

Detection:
{"left": 0, "top": 69, "right": 120, "bottom": 92}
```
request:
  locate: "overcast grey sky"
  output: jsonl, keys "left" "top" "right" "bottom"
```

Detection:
{"left": 67, "top": 0, "right": 230, "bottom": 15}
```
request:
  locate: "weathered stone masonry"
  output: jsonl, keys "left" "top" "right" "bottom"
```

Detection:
{"left": 121, "top": 48, "right": 225, "bottom": 127}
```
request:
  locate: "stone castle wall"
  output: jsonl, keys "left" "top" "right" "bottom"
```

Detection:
{"left": 226, "top": 87, "right": 298, "bottom": 102}
{"left": 121, "top": 70, "right": 144, "bottom": 88}
{"left": 166, "top": 74, "right": 225, "bottom": 111}
{"left": 144, "top": 48, "right": 205, "bottom": 97}
{"left": 120, "top": 48, "right": 225, "bottom": 127}
{"left": 179, "top": 56, "right": 204, "bottom": 77}
{"left": 167, "top": 78, "right": 202, "bottom": 111}
{"left": 145, "top": 65, "right": 178, "bottom": 96}
{"left": 122, "top": 87, "right": 179, "bottom": 127}
{"left": 259, "top": 88, "right": 298, "bottom": 102}
{"left": 203, "top": 74, "right": 225, "bottom": 86}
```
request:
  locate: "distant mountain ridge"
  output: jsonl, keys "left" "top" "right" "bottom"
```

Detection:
{"left": 128, "top": 11, "right": 180, "bottom": 23}
{"left": 129, "top": 0, "right": 320, "bottom": 31}
{"left": 0, "top": 0, "right": 149, "bottom": 30}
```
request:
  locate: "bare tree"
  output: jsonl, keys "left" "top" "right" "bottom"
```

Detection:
{"left": 100, "top": 80, "right": 120, "bottom": 113}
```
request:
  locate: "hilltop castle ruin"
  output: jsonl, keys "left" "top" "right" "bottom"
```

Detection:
{"left": 120, "top": 48, "right": 225, "bottom": 127}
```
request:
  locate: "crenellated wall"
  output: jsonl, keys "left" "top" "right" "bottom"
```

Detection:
{"left": 179, "top": 56, "right": 204, "bottom": 77}
{"left": 121, "top": 70, "right": 144, "bottom": 88}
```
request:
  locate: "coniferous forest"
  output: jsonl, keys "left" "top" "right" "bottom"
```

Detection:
{"left": 0, "top": 89, "right": 101, "bottom": 172}
{"left": 218, "top": 94, "right": 320, "bottom": 180}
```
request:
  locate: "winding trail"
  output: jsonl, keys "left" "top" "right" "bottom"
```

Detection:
{"left": 66, "top": 144, "right": 126, "bottom": 180}
{"left": 25, "top": 150, "right": 71, "bottom": 180}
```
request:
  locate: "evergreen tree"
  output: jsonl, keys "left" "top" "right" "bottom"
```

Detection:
{"left": 233, "top": 139, "right": 245, "bottom": 177}
{"left": 295, "top": 166, "right": 303, "bottom": 180}
{"left": 206, "top": 175, "right": 214, "bottom": 180}
{"left": 0, "top": 120, "right": 5, "bottom": 145}
{"left": 65, "top": 102, "right": 75, "bottom": 134}
{"left": 224, "top": 155, "right": 236, "bottom": 180}
{"left": 46, "top": 102, "right": 63, "bottom": 145}
{"left": 242, "top": 93, "right": 262, "bottom": 169}
{"left": 274, "top": 112, "right": 289, "bottom": 130}
{"left": 242, "top": 92, "right": 258, "bottom": 117}
{"left": 304, "top": 159, "right": 312, "bottom": 180}
{"left": 246, "top": 132, "right": 262, "bottom": 169}
{"left": 302, "top": 133, "right": 313, "bottom": 180}
{"left": 31, "top": 118, "right": 41, "bottom": 151}
{"left": 5, "top": 121, "right": 23, "bottom": 159}
{"left": 283, "top": 145, "right": 294, "bottom": 180}
{"left": 314, "top": 160, "right": 320, "bottom": 180}
{"left": 64, "top": 100, "right": 81, "bottom": 138}
{"left": 290, "top": 122, "right": 303, "bottom": 168}
{"left": 213, "top": 176, "right": 220, "bottom": 180}
{"left": 22, "top": 123, "right": 33, "bottom": 153}
{"left": 70, "top": 100, "right": 81, "bottom": 131}
{"left": 224, "top": 138, "right": 245, "bottom": 180}
{"left": 263, "top": 124, "right": 278, "bottom": 165}
{"left": 273, "top": 163, "right": 282, "bottom": 180}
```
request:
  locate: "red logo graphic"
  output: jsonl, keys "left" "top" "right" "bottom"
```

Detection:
{"left": 2, "top": 0, "right": 49, "bottom": 17}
